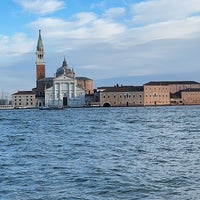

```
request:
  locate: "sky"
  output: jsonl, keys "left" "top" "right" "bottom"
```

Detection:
{"left": 1, "top": 0, "right": 200, "bottom": 95}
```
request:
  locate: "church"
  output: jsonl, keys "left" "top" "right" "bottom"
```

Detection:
{"left": 12, "top": 30, "right": 93, "bottom": 108}
{"left": 36, "top": 30, "right": 94, "bottom": 108}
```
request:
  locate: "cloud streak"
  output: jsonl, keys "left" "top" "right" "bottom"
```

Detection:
{"left": 131, "top": 0, "right": 200, "bottom": 24}
{"left": 14, "top": 0, "right": 65, "bottom": 15}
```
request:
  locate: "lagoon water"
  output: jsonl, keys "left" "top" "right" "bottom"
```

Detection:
{"left": 0, "top": 106, "right": 200, "bottom": 199}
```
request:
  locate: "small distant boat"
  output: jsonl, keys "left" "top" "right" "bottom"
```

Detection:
{"left": 39, "top": 105, "right": 63, "bottom": 110}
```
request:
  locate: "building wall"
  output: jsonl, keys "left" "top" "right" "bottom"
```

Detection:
{"left": 36, "top": 64, "right": 45, "bottom": 81}
{"left": 12, "top": 93, "right": 36, "bottom": 108}
{"left": 144, "top": 85, "right": 170, "bottom": 106}
{"left": 77, "top": 79, "right": 94, "bottom": 94}
{"left": 99, "top": 91, "right": 144, "bottom": 107}
{"left": 170, "top": 98, "right": 183, "bottom": 105}
{"left": 182, "top": 91, "right": 200, "bottom": 105}
{"left": 170, "top": 84, "right": 200, "bottom": 94}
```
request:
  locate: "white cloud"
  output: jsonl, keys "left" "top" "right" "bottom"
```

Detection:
{"left": 15, "top": 0, "right": 65, "bottom": 15}
{"left": 131, "top": 0, "right": 200, "bottom": 24}
{"left": 0, "top": 33, "right": 34, "bottom": 66}
{"left": 116, "top": 17, "right": 200, "bottom": 47}
{"left": 28, "top": 13, "right": 125, "bottom": 42}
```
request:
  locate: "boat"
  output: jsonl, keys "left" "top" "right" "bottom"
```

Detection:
{"left": 39, "top": 105, "right": 63, "bottom": 110}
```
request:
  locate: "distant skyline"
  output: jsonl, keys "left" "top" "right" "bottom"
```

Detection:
{"left": 1, "top": 0, "right": 200, "bottom": 94}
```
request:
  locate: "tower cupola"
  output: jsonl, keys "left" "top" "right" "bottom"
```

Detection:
{"left": 37, "top": 29, "right": 44, "bottom": 51}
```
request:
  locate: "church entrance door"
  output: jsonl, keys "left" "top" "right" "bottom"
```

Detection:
{"left": 63, "top": 97, "right": 68, "bottom": 107}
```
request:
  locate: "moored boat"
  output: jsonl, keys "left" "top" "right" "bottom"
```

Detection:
{"left": 39, "top": 105, "right": 63, "bottom": 110}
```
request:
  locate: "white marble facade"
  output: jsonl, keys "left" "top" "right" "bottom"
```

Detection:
{"left": 45, "top": 74, "right": 85, "bottom": 107}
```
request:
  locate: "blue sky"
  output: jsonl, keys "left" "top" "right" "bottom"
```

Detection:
{"left": 1, "top": 0, "right": 200, "bottom": 95}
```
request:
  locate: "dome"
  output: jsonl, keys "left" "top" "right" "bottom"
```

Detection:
{"left": 55, "top": 57, "right": 75, "bottom": 78}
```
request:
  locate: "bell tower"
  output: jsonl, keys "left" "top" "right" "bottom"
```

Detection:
{"left": 36, "top": 29, "right": 45, "bottom": 80}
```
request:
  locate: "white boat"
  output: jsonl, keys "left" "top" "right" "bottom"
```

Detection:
{"left": 39, "top": 105, "right": 63, "bottom": 110}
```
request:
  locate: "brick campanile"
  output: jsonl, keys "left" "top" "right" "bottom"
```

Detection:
{"left": 36, "top": 30, "right": 45, "bottom": 81}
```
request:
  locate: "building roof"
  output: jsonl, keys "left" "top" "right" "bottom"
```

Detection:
{"left": 76, "top": 77, "right": 93, "bottom": 81}
{"left": 12, "top": 91, "right": 35, "bottom": 95}
{"left": 55, "top": 57, "right": 75, "bottom": 78}
{"left": 37, "top": 77, "right": 53, "bottom": 82}
{"left": 181, "top": 88, "right": 200, "bottom": 92}
{"left": 98, "top": 86, "right": 144, "bottom": 92}
{"left": 144, "top": 81, "right": 200, "bottom": 86}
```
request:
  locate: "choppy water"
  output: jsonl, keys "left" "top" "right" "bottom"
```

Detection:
{"left": 0, "top": 106, "right": 200, "bottom": 200}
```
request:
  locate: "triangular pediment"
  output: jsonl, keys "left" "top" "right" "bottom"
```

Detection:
{"left": 54, "top": 74, "right": 75, "bottom": 81}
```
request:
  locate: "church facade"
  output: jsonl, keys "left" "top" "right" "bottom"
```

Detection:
{"left": 44, "top": 58, "right": 85, "bottom": 107}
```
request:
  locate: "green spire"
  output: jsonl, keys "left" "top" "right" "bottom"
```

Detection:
{"left": 37, "top": 29, "right": 44, "bottom": 51}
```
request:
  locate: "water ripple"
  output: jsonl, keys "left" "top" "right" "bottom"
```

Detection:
{"left": 0, "top": 106, "right": 200, "bottom": 199}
